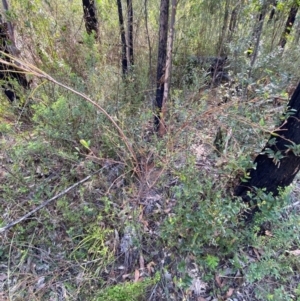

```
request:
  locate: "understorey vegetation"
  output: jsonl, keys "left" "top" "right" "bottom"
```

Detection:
{"left": 1, "top": 1, "right": 300, "bottom": 300}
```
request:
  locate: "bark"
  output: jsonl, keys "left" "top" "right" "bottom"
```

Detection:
{"left": 82, "top": 0, "right": 99, "bottom": 39}
{"left": 218, "top": 0, "right": 230, "bottom": 56}
{"left": 279, "top": 2, "right": 299, "bottom": 48}
{"left": 117, "top": 0, "right": 128, "bottom": 75}
{"left": 227, "top": 2, "right": 240, "bottom": 42}
{"left": 159, "top": 0, "right": 177, "bottom": 136}
{"left": 248, "top": 0, "right": 268, "bottom": 76}
{"left": 1, "top": 0, "right": 17, "bottom": 53}
{"left": 268, "top": 0, "right": 277, "bottom": 23}
{"left": 0, "top": 15, "right": 30, "bottom": 102}
{"left": 235, "top": 82, "right": 300, "bottom": 221}
{"left": 127, "top": 0, "right": 134, "bottom": 67}
{"left": 144, "top": 0, "right": 153, "bottom": 87}
{"left": 154, "top": 0, "right": 169, "bottom": 131}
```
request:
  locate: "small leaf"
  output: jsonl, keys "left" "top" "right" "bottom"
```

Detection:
{"left": 80, "top": 139, "right": 90, "bottom": 150}
{"left": 259, "top": 118, "right": 265, "bottom": 126}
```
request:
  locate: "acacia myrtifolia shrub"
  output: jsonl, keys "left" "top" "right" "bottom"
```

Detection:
{"left": 161, "top": 159, "right": 245, "bottom": 256}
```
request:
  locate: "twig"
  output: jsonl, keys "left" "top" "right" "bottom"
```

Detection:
{"left": 0, "top": 169, "right": 101, "bottom": 233}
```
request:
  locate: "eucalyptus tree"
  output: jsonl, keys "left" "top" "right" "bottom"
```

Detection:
{"left": 154, "top": 0, "right": 169, "bottom": 133}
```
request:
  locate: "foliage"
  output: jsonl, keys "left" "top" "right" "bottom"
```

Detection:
{"left": 1, "top": 0, "right": 300, "bottom": 300}
{"left": 94, "top": 273, "right": 160, "bottom": 301}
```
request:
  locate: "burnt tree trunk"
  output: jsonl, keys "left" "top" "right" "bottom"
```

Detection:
{"left": 279, "top": 2, "right": 299, "bottom": 48}
{"left": 82, "top": 0, "right": 99, "bottom": 39}
{"left": 127, "top": 0, "right": 134, "bottom": 68}
{"left": 0, "top": 15, "right": 30, "bottom": 102}
{"left": 268, "top": 0, "right": 277, "bottom": 23}
{"left": 117, "top": 0, "right": 128, "bottom": 76}
{"left": 235, "top": 82, "right": 300, "bottom": 221}
{"left": 154, "top": 0, "right": 169, "bottom": 132}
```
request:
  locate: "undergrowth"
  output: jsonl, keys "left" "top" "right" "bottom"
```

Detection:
{"left": 1, "top": 1, "right": 300, "bottom": 300}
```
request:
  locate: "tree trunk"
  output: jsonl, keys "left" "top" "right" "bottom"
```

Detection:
{"left": 227, "top": 1, "right": 241, "bottom": 43}
{"left": 235, "top": 82, "right": 300, "bottom": 222}
{"left": 127, "top": 0, "right": 134, "bottom": 68}
{"left": 154, "top": 0, "right": 169, "bottom": 132}
{"left": 0, "top": 14, "right": 30, "bottom": 102}
{"left": 279, "top": 2, "right": 299, "bottom": 48}
{"left": 159, "top": 0, "right": 177, "bottom": 136}
{"left": 218, "top": 0, "right": 230, "bottom": 56}
{"left": 268, "top": 0, "right": 277, "bottom": 23}
{"left": 248, "top": 0, "right": 268, "bottom": 76}
{"left": 82, "top": 0, "right": 99, "bottom": 39}
{"left": 117, "top": 0, "right": 128, "bottom": 76}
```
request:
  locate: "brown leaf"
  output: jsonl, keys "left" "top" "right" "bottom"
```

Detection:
{"left": 139, "top": 254, "right": 145, "bottom": 270}
{"left": 225, "top": 287, "right": 234, "bottom": 299}
{"left": 122, "top": 273, "right": 130, "bottom": 280}
{"left": 265, "top": 230, "right": 273, "bottom": 237}
{"left": 287, "top": 249, "right": 300, "bottom": 256}
{"left": 215, "top": 274, "right": 224, "bottom": 288}
{"left": 134, "top": 269, "right": 140, "bottom": 283}
{"left": 147, "top": 261, "right": 156, "bottom": 274}
{"left": 252, "top": 248, "right": 261, "bottom": 260}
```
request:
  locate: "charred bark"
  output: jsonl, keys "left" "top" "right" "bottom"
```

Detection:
{"left": 235, "top": 82, "right": 300, "bottom": 221}
{"left": 0, "top": 15, "right": 30, "bottom": 102}
{"left": 82, "top": 0, "right": 99, "bottom": 39}
{"left": 279, "top": 2, "right": 299, "bottom": 48}
{"left": 127, "top": 0, "right": 134, "bottom": 67}
{"left": 117, "top": 0, "right": 128, "bottom": 76}
{"left": 154, "top": 0, "right": 169, "bottom": 131}
{"left": 268, "top": 0, "right": 277, "bottom": 23}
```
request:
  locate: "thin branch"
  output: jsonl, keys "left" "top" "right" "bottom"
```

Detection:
{"left": 0, "top": 169, "right": 101, "bottom": 233}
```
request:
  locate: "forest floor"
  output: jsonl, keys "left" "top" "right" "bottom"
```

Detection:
{"left": 1, "top": 82, "right": 300, "bottom": 301}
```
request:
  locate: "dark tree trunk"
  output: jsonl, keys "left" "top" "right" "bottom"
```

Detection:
{"left": 127, "top": 0, "right": 134, "bottom": 67}
{"left": 82, "top": 0, "right": 99, "bottom": 39}
{"left": 117, "top": 0, "right": 128, "bottom": 76}
{"left": 154, "top": 0, "right": 169, "bottom": 132}
{"left": 0, "top": 15, "right": 30, "bottom": 102}
{"left": 268, "top": 0, "right": 277, "bottom": 23}
{"left": 279, "top": 2, "right": 299, "bottom": 48}
{"left": 235, "top": 82, "right": 300, "bottom": 221}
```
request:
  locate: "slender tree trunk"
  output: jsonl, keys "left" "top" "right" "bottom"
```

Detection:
{"left": 218, "top": 0, "right": 230, "bottom": 56}
{"left": 227, "top": 1, "right": 240, "bottom": 43}
{"left": 268, "top": 0, "right": 277, "bottom": 23}
{"left": 159, "top": 0, "right": 177, "bottom": 136}
{"left": 279, "top": 2, "right": 299, "bottom": 48}
{"left": 144, "top": 0, "right": 153, "bottom": 87}
{"left": 235, "top": 82, "right": 300, "bottom": 222}
{"left": 127, "top": 0, "right": 134, "bottom": 68}
{"left": 117, "top": 0, "right": 128, "bottom": 76}
{"left": 82, "top": 0, "right": 99, "bottom": 39}
{"left": 154, "top": 0, "right": 169, "bottom": 132}
{"left": 248, "top": 0, "right": 268, "bottom": 76}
